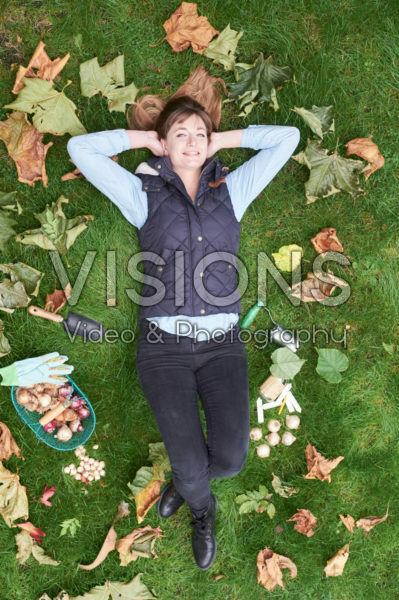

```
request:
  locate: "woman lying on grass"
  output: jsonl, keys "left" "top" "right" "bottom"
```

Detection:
{"left": 67, "top": 93, "right": 300, "bottom": 570}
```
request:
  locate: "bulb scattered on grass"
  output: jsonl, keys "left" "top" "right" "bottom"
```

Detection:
{"left": 267, "top": 419, "right": 281, "bottom": 433}
{"left": 266, "top": 432, "right": 280, "bottom": 446}
{"left": 281, "top": 431, "right": 296, "bottom": 446}
{"left": 250, "top": 427, "right": 263, "bottom": 441}
{"left": 285, "top": 415, "right": 300, "bottom": 429}
{"left": 256, "top": 444, "right": 271, "bottom": 458}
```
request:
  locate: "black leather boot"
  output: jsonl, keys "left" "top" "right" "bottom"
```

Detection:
{"left": 190, "top": 493, "right": 218, "bottom": 570}
{"left": 156, "top": 481, "right": 185, "bottom": 518}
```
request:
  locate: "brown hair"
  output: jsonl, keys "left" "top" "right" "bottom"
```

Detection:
{"left": 127, "top": 65, "right": 226, "bottom": 137}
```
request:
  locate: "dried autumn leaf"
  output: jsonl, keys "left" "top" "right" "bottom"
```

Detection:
{"left": 4, "top": 78, "right": 86, "bottom": 137}
{"left": 0, "top": 262, "right": 43, "bottom": 297}
{"left": 287, "top": 509, "right": 317, "bottom": 537}
{"left": 257, "top": 547, "right": 297, "bottom": 591}
{"left": 0, "top": 111, "right": 53, "bottom": 187}
{"left": 311, "top": 227, "right": 344, "bottom": 254}
{"left": 40, "top": 484, "right": 56, "bottom": 507}
{"left": 0, "top": 319, "right": 11, "bottom": 358}
{"left": 203, "top": 24, "right": 243, "bottom": 71}
{"left": 15, "top": 520, "right": 46, "bottom": 544}
{"left": 0, "top": 422, "right": 23, "bottom": 461}
{"left": 345, "top": 137, "right": 384, "bottom": 180}
{"left": 128, "top": 465, "right": 164, "bottom": 523}
{"left": 162, "top": 1, "right": 219, "bottom": 54}
{"left": 356, "top": 507, "right": 388, "bottom": 532}
{"left": 116, "top": 524, "right": 163, "bottom": 565}
{"left": 289, "top": 270, "right": 348, "bottom": 304}
{"left": 72, "top": 574, "right": 157, "bottom": 600}
{"left": 304, "top": 442, "right": 344, "bottom": 483}
{"left": 292, "top": 139, "right": 364, "bottom": 204}
{"left": 324, "top": 543, "right": 350, "bottom": 577}
{"left": 339, "top": 514, "right": 355, "bottom": 533}
{"left": 0, "top": 190, "right": 19, "bottom": 252}
{"left": 15, "top": 529, "right": 60, "bottom": 566}
{"left": 271, "top": 473, "right": 299, "bottom": 498}
{"left": 292, "top": 105, "right": 334, "bottom": 139}
{"left": 45, "top": 288, "right": 68, "bottom": 313}
{"left": 12, "top": 41, "right": 70, "bottom": 95}
{"left": 0, "top": 278, "right": 31, "bottom": 313}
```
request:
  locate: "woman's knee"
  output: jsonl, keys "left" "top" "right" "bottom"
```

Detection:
{"left": 209, "top": 446, "right": 248, "bottom": 478}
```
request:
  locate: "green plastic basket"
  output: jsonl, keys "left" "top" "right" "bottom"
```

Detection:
{"left": 11, "top": 376, "right": 96, "bottom": 451}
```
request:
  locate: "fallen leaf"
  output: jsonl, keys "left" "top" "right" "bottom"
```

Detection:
{"left": 289, "top": 270, "right": 349, "bottom": 304}
{"left": 324, "top": 543, "right": 350, "bottom": 577}
{"left": 292, "top": 105, "right": 334, "bottom": 139}
{"left": 356, "top": 508, "right": 388, "bottom": 532}
{"left": 4, "top": 78, "right": 86, "bottom": 137}
{"left": 271, "top": 474, "right": 299, "bottom": 498}
{"left": 287, "top": 509, "right": 317, "bottom": 537}
{"left": 12, "top": 41, "right": 70, "bottom": 94}
{"left": 0, "top": 422, "right": 23, "bottom": 461}
{"left": 203, "top": 24, "right": 243, "bottom": 71}
{"left": 15, "top": 521, "right": 46, "bottom": 544}
{"left": 71, "top": 574, "right": 156, "bottom": 600}
{"left": 171, "top": 65, "right": 226, "bottom": 129}
{"left": 274, "top": 525, "right": 284, "bottom": 534}
{"left": 0, "top": 262, "right": 43, "bottom": 297}
{"left": 257, "top": 547, "right": 297, "bottom": 591}
{"left": 272, "top": 244, "right": 303, "bottom": 271}
{"left": 15, "top": 195, "right": 94, "bottom": 255}
{"left": 292, "top": 139, "right": 364, "bottom": 204}
{"left": 45, "top": 288, "right": 67, "bottom": 313}
{"left": 345, "top": 137, "right": 384, "bottom": 180}
{"left": 116, "top": 524, "right": 163, "bottom": 565}
{"left": 316, "top": 348, "right": 349, "bottom": 383}
{"left": 162, "top": 1, "right": 219, "bottom": 54}
{"left": 0, "top": 190, "right": 19, "bottom": 252}
{"left": 115, "top": 499, "right": 130, "bottom": 521}
{"left": 0, "top": 111, "right": 53, "bottom": 187}
{"left": 270, "top": 347, "right": 306, "bottom": 380}
{"left": 0, "top": 278, "right": 31, "bottom": 313}
{"left": 40, "top": 484, "right": 56, "bottom": 507}
{"left": 0, "top": 319, "right": 11, "bottom": 357}
{"left": 311, "top": 227, "right": 344, "bottom": 254}
{"left": 304, "top": 443, "right": 344, "bottom": 483}
{"left": 339, "top": 514, "right": 355, "bottom": 533}
{"left": 15, "top": 529, "right": 60, "bottom": 566}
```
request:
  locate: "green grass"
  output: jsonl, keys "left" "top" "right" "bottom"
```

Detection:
{"left": 1, "top": 0, "right": 399, "bottom": 598}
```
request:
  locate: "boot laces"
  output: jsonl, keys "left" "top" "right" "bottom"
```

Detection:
{"left": 190, "top": 511, "right": 213, "bottom": 540}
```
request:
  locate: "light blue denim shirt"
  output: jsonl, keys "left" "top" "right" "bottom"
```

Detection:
{"left": 67, "top": 125, "right": 300, "bottom": 340}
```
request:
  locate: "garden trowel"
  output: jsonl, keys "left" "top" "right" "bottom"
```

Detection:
{"left": 28, "top": 305, "right": 105, "bottom": 341}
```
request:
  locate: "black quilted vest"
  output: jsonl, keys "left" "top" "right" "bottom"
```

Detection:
{"left": 135, "top": 154, "right": 242, "bottom": 323}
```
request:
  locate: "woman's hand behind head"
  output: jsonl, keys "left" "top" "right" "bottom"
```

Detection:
{"left": 146, "top": 131, "right": 164, "bottom": 157}
{"left": 206, "top": 132, "right": 220, "bottom": 159}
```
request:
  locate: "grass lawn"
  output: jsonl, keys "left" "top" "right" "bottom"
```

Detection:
{"left": 1, "top": 0, "right": 399, "bottom": 598}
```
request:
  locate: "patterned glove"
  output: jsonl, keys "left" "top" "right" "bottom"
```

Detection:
{"left": 0, "top": 352, "right": 73, "bottom": 386}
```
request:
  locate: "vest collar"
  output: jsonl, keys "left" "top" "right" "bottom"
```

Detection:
{"left": 146, "top": 154, "right": 228, "bottom": 184}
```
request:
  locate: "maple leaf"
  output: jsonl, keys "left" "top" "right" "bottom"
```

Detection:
{"left": 116, "top": 524, "right": 163, "bottom": 565}
{"left": 0, "top": 278, "right": 31, "bottom": 313}
{"left": 311, "top": 227, "right": 344, "bottom": 253}
{"left": 15, "top": 520, "right": 46, "bottom": 544}
{"left": 0, "top": 111, "right": 53, "bottom": 186}
{"left": 15, "top": 529, "right": 60, "bottom": 566}
{"left": 72, "top": 574, "right": 157, "bottom": 600}
{"left": 80, "top": 55, "right": 138, "bottom": 113}
{"left": 0, "top": 319, "right": 11, "bottom": 358}
{"left": 292, "top": 105, "right": 334, "bottom": 139}
{"left": 356, "top": 507, "right": 388, "bottom": 532}
{"left": 12, "top": 40, "right": 70, "bottom": 94}
{"left": 324, "top": 543, "right": 350, "bottom": 577}
{"left": 345, "top": 137, "right": 384, "bottom": 180}
{"left": 0, "top": 262, "right": 43, "bottom": 297}
{"left": 303, "top": 442, "right": 344, "bottom": 483}
{"left": 339, "top": 514, "right": 355, "bottom": 533}
{"left": 287, "top": 509, "right": 317, "bottom": 537}
{"left": 4, "top": 78, "right": 86, "bottom": 137}
{"left": 40, "top": 484, "right": 56, "bottom": 507}
{"left": 0, "top": 422, "right": 23, "bottom": 461}
{"left": 229, "top": 53, "right": 295, "bottom": 115}
{"left": 257, "top": 547, "right": 297, "bottom": 591}
{"left": 288, "top": 270, "right": 349, "bottom": 304}
{"left": 15, "top": 195, "right": 94, "bottom": 255}
{"left": 161, "top": 1, "right": 219, "bottom": 54}
{"left": 292, "top": 139, "right": 365, "bottom": 203}
{"left": 203, "top": 24, "right": 243, "bottom": 71}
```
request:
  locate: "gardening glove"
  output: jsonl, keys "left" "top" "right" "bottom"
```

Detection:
{"left": 0, "top": 352, "right": 73, "bottom": 386}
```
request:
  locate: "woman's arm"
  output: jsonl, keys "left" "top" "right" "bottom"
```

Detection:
{"left": 222, "top": 125, "right": 301, "bottom": 221}
{"left": 67, "top": 129, "right": 158, "bottom": 229}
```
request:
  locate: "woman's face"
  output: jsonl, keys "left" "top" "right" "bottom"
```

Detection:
{"left": 160, "top": 113, "right": 209, "bottom": 173}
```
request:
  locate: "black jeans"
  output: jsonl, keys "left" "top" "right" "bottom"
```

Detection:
{"left": 136, "top": 319, "right": 250, "bottom": 516}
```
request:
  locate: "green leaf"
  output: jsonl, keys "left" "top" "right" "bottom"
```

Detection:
{"left": 80, "top": 55, "right": 139, "bottom": 114}
{"left": 266, "top": 503, "right": 276, "bottom": 519}
{"left": 147, "top": 442, "right": 171, "bottom": 480}
{"left": 0, "top": 279, "right": 30, "bottom": 313}
{"left": 59, "top": 518, "right": 81, "bottom": 538}
{"left": 315, "top": 348, "right": 349, "bottom": 383}
{"left": 234, "top": 493, "right": 250, "bottom": 504}
{"left": 270, "top": 347, "right": 306, "bottom": 380}
{"left": 203, "top": 24, "right": 243, "bottom": 71}
{"left": 271, "top": 473, "right": 299, "bottom": 498}
{"left": 15, "top": 195, "right": 94, "bottom": 255}
{"left": 258, "top": 484, "right": 269, "bottom": 497}
{"left": 292, "top": 105, "right": 335, "bottom": 139}
{"left": 0, "top": 319, "right": 11, "bottom": 358}
{"left": 0, "top": 262, "right": 43, "bottom": 297}
{"left": 4, "top": 78, "right": 86, "bottom": 137}
{"left": 382, "top": 343, "right": 395, "bottom": 355}
{"left": 272, "top": 244, "right": 303, "bottom": 272}
{"left": 0, "top": 209, "right": 17, "bottom": 252}
{"left": 71, "top": 573, "right": 157, "bottom": 600}
{"left": 229, "top": 53, "right": 295, "bottom": 114}
{"left": 238, "top": 500, "right": 258, "bottom": 514}
{"left": 292, "top": 138, "right": 364, "bottom": 204}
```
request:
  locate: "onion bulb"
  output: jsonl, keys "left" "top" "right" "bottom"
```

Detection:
{"left": 281, "top": 432, "right": 296, "bottom": 446}
{"left": 56, "top": 425, "right": 73, "bottom": 442}
{"left": 266, "top": 432, "right": 280, "bottom": 446}
{"left": 256, "top": 444, "right": 270, "bottom": 458}
{"left": 250, "top": 427, "right": 263, "bottom": 441}
{"left": 285, "top": 415, "right": 300, "bottom": 429}
{"left": 267, "top": 419, "right": 281, "bottom": 433}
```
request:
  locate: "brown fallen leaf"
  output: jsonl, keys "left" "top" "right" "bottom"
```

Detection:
{"left": 289, "top": 270, "right": 348, "bottom": 303}
{"left": 339, "top": 514, "right": 355, "bottom": 533}
{"left": 15, "top": 521, "right": 46, "bottom": 544}
{"left": 161, "top": 2, "right": 219, "bottom": 54}
{"left": 311, "top": 227, "right": 344, "bottom": 254}
{"left": 304, "top": 442, "right": 344, "bottom": 483}
{"left": 0, "top": 111, "right": 53, "bottom": 187}
{"left": 116, "top": 524, "right": 163, "bottom": 565}
{"left": 15, "top": 528, "right": 60, "bottom": 566}
{"left": 62, "top": 155, "right": 118, "bottom": 181}
{"left": 345, "top": 137, "right": 384, "bottom": 180}
{"left": 287, "top": 509, "right": 317, "bottom": 537}
{"left": 0, "top": 422, "right": 24, "bottom": 461}
{"left": 12, "top": 40, "right": 70, "bottom": 94}
{"left": 356, "top": 507, "right": 388, "bottom": 532}
{"left": 324, "top": 543, "right": 350, "bottom": 577}
{"left": 45, "top": 288, "right": 68, "bottom": 313}
{"left": 257, "top": 547, "right": 297, "bottom": 591}
{"left": 171, "top": 65, "right": 227, "bottom": 129}
{"left": 0, "top": 462, "right": 29, "bottom": 527}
